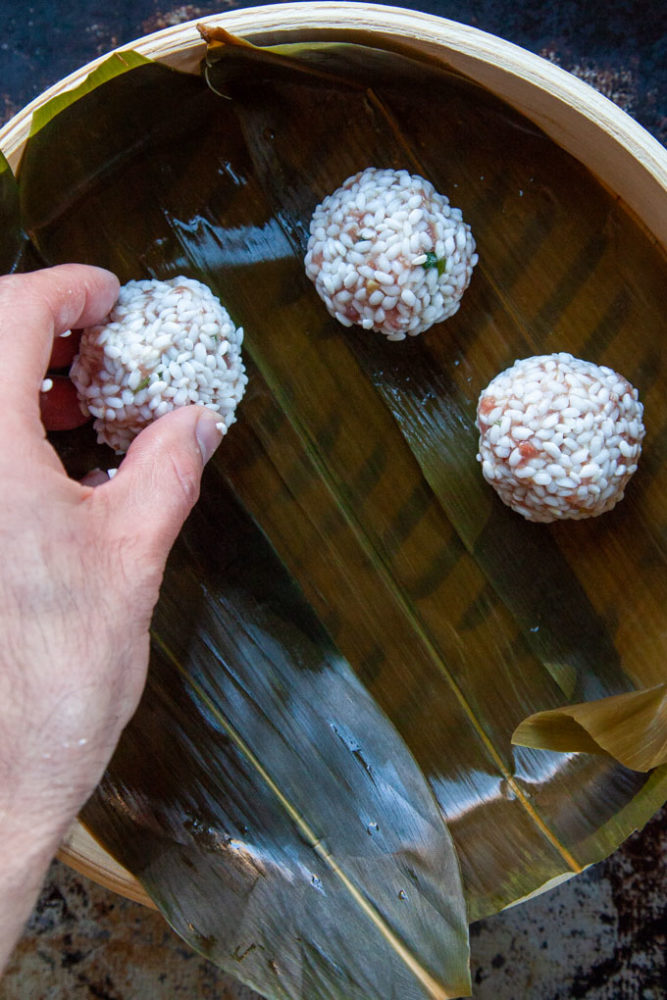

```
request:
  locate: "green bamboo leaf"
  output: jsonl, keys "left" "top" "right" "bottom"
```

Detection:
{"left": 0, "top": 151, "right": 27, "bottom": 273}
{"left": 512, "top": 684, "right": 667, "bottom": 771}
{"left": 13, "top": 33, "right": 667, "bottom": 997}
{"left": 29, "top": 50, "right": 151, "bottom": 136}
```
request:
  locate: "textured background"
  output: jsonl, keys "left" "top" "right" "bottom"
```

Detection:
{"left": 1, "top": 2, "right": 665, "bottom": 998}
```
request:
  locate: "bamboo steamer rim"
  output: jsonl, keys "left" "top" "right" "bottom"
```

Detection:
{"left": 1, "top": 1, "right": 663, "bottom": 909}
{"left": 2, "top": 2, "right": 666, "bottom": 244}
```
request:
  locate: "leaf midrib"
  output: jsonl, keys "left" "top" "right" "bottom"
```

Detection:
{"left": 152, "top": 631, "right": 457, "bottom": 1000}
{"left": 242, "top": 352, "right": 581, "bottom": 874}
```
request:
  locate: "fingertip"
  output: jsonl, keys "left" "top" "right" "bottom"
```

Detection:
{"left": 104, "top": 405, "right": 224, "bottom": 557}
{"left": 195, "top": 409, "right": 226, "bottom": 465}
{"left": 0, "top": 266, "right": 121, "bottom": 415}
{"left": 0, "top": 264, "right": 120, "bottom": 334}
{"left": 45, "top": 264, "right": 120, "bottom": 333}
{"left": 120, "top": 404, "right": 224, "bottom": 468}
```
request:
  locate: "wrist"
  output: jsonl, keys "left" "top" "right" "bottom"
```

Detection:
{"left": 0, "top": 805, "right": 73, "bottom": 974}
{"left": 1, "top": 749, "right": 105, "bottom": 841}
{"left": 0, "top": 744, "right": 106, "bottom": 973}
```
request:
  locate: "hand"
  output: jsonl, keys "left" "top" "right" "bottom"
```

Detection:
{"left": 0, "top": 265, "right": 224, "bottom": 969}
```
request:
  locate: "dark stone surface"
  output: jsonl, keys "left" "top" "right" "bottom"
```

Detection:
{"left": 0, "top": 810, "right": 664, "bottom": 999}
{"left": 0, "top": 2, "right": 665, "bottom": 998}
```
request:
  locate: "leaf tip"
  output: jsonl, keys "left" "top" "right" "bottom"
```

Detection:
{"left": 197, "top": 23, "right": 254, "bottom": 49}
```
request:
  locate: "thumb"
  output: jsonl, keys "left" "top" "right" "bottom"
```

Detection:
{"left": 104, "top": 406, "right": 223, "bottom": 560}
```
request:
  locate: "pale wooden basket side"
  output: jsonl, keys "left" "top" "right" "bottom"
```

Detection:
{"left": 59, "top": 824, "right": 155, "bottom": 908}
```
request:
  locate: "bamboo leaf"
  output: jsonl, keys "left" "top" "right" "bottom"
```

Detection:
{"left": 84, "top": 484, "right": 470, "bottom": 999}
{"left": 198, "top": 24, "right": 366, "bottom": 95}
{"left": 512, "top": 684, "right": 667, "bottom": 771}
{"left": 29, "top": 51, "right": 151, "bottom": 136}
{"left": 0, "top": 151, "right": 27, "bottom": 273}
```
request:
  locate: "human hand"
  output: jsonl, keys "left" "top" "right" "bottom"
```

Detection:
{"left": 0, "top": 265, "right": 224, "bottom": 968}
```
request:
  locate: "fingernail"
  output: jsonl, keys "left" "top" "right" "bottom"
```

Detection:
{"left": 196, "top": 411, "right": 225, "bottom": 465}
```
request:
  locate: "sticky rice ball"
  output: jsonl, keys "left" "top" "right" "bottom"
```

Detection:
{"left": 70, "top": 276, "right": 247, "bottom": 453}
{"left": 304, "top": 167, "right": 478, "bottom": 340}
{"left": 476, "top": 353, "right": 645, "bottom": 522}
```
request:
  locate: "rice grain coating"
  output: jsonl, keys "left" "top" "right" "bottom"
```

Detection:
{"left": 304, "top": 167, "right": 478, "bottom": 340}
{"left": 71, "top": 277, "right": 247, "bottom": 453}
{"left": 476, "top": 353, "right": 645, "bottom": 522}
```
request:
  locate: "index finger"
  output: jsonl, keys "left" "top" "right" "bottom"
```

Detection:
{"left": 0, "top": 264, "right": 119, "bottom": 420}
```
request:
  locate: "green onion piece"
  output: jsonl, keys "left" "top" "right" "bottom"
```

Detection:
{"left": 422, "top": 251, "right": 447, "bottom": 276}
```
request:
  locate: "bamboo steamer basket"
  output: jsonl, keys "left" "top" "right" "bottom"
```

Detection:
{"left": 1, "top": 1, "right": 665, "bottom": 910}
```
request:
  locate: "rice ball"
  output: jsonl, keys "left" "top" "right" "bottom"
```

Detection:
{"left": 304, "top": 167, "right": 478, "bottom": 340}
{"left": 70, "top": 276, "right": 247, "bottom": 453}
{"left": 476, "top": 353, "right": 645, "bottom": 522}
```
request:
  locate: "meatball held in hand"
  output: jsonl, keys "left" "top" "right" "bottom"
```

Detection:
{"left": 71, "top": 277, "right": 247, "bottom": 453}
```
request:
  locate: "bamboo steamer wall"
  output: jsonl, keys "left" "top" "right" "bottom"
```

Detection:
{"left": 3, "top": 3, "right": 666, "bottom": 246}
{"left": 1, "top": 1, "right": 665, "bottom": 909}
